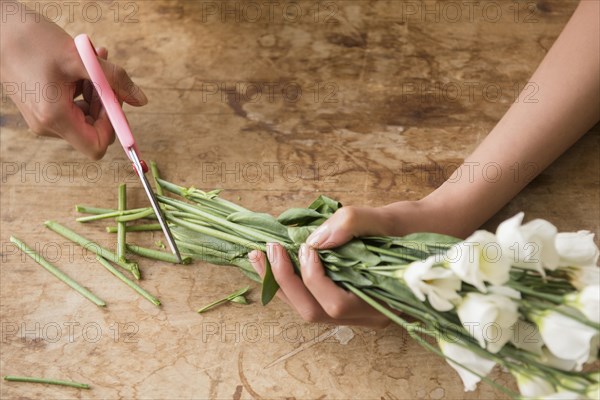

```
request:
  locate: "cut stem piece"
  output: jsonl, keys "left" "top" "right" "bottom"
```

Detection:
{"left": 44, "top": 221, "right": 141, "bottom": 280}
{"left": 106, "top": 224, "right": 162, "bottom": 233}
{"left": 95, "top": 256, "right": 160, "bottom": 307}
{"left": 197, "top": 286, "right": 250, "bottom": 313}
{"left": 115, "top": 208, "right": 155, "bottom": 223}
{"left": 76, "top": 208, "right": 149, "bottom": 223}
{"left": 3, "top": 375, "right": 90, "bottom": 389}
{"left": 10, "top": 237, "right": 105, "bottom": 307}
{"left": 117, "top": 184, "right": 127, "bottom": 262}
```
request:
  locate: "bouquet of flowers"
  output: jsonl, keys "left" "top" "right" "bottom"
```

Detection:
{"left": 32, "top": 163, "right": 599, "bottom": 398}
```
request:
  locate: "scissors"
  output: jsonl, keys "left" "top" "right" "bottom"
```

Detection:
{"left": 74, "top": 34, "right": 182, "bottom": 264}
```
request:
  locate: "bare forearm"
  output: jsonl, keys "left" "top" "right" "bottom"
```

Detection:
{"left": 416, "top": 0, "right": 599, "bottom": 238}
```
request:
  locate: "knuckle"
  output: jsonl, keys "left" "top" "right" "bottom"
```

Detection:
{"left": 335, "top": 206, "right": 359, "bottom": 230}
{"left": 31, "top": 107, "right": 57, "bottom": 134}
{"left": 324, "top": 301, "right": 347, "bottom": 319}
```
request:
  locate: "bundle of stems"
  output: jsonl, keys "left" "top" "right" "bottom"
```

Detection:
{"left": 72, "top": 163, "right": 599, "bottom": 398}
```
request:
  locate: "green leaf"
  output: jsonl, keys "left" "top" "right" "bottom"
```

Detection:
{"left": 227, "top": 211, "right": 289, "bottom": 239}
{"left": 308, "top": 195, "right": 342, "bottom": 215}
{"left": 261, "top": 257, "right": 279, "bottom": 305}
{"left": 320, "top": 251, "right": 360, "bottom": 268}
{"left": 230, "top": 295, "right": 248, "bottom": 305}
{"left": 333, "top": 239, "right": 381, "bottom": 267}
{"left": 287, "top": 226, "right": 317, "bottom": 245}
{"left": 327, "top": 268, "right": 374, "bottom": 287}
{"left": 277, "top": 208, "right": 325, "bottom": 226}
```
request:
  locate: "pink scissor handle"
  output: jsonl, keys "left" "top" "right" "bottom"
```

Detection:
{"left": 74, "top": 34, "right": 142, "bottom": 165}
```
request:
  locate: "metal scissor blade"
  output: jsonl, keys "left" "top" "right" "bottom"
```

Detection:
{"left": 128, "top": 149, "right": 182, "bottom": 263}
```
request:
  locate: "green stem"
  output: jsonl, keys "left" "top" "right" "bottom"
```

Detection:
{"left": 126, "top": 244, "right": 191, "bottom": 265}
{"left": 508, "top": 280, "right": 565, "bottom": 303}
{"left": 150, "top": 161, "right": 164, "bottom": 197}
{"left": 156, "top": 177, "right": 247, "bottom": 214}
{"left": 106, "top": 224, "right": 163, "bottom": 233}
{"left": 95, "top": 256, "right": 160, "bottom": 307}
{"left": 10, "top": 237, "right": 105, "bottom": 307}
{"left": 166, "top": 213, "right": 266, "bottom": 252}
{"left": 365, "top": 245, "right": 422, "bottom": 261}
{"left": 3, "top": 375, "right": 90, "bottom": 389}
{"left": 76, "top": 208, "right": 149, "bottom": 223}
{"left": 117, "top": 184, "right": 127, "bottom": 262}
{"left": 45, "top": 221, "right": 140, "bottom": 280}
{"left": 115, "top": 208, "right": 154, "bottom": 223}
{"left": 197, "top": 286, "right": 250, "bottom": 313}
{"left": 159, "top": 196, "right": 284, "bottom": 245}
{"left": 75, "top": 205, "right": 114, "bottom": 215}
{"left": 176, "top": 241, "right": 236, "bottom": 261}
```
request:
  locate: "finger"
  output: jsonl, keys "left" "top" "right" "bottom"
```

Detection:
{"left": 299, "top": 244, "right": 384, "bottom": 319}
{"left": 306, "top": 206, "right": 390, "bottom": 249}
{"left": 82, "top": 79, "right": 102, "bottom": 119}
{"left": 88, "top": 47, "right": 108, "bottom": 119}
{"left": 267, "top": 243, "right": 334, "bottom": 323}
{"left": 250, "top": 250, "right": 388, "bottom": 328}
{"left": 97, "top": 58, "right": 148, "bottom": 106}
{"left": 59, "top": 106, "right": 114, "bottom": 160}
{"left": 96, "top": 108, "right": 116, "bottom": 145}
{"left": 96, "top": 47, "right": 108, "bottom": 60}
{"left": 74, "top": 100, "right": 90, "bottom": 116}
{"left": 248, "top": 250, "right": 291, "bottom": 305}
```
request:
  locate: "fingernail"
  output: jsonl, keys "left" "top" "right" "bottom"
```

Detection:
{"left": 307, "top": 224, "right": 329, "bottom": 247}
{"left": 136, "top": 87, "right": 148, "bottom": 104}
{"left": 247, "top": 250, "right": 259, "bottom": 262}
{"left": 299, "top": 244, "right": 310, "bottom": 264}
{"left": 266, "top": 243, "right": 276, "bottom": 263}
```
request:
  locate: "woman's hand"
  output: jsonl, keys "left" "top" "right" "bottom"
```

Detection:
{"left": 248, "top": 203, "right": 430, "bottom": 328}
{"left": 0, "top": 1, "right": 147, "bottom": 159}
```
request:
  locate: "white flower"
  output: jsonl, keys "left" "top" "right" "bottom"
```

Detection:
{"left": 534, "top": 310, "right": 599, "bottom": 370}
{"left": 457, "top": 293, "right": 519, "bottom": 353}
{"left": 445, "top": 230, "right": 511, "bottom": 292}
{"left": 555, "top": 231, "right": 599, "bottom": 267}
{"left": 402, "top": 256, "right": 461, "bottom": 312}
{"left": 513, "top": 372, "right": 556, "bottom": 398}
{"left": 565, "top": 285, "right": 600, "bottom": 323}
{"left": 565, "top": 266, "right": 600, "bottom": 290}
{"left": 538, "top": 347, "right": 577, "bottom": 371}
{"left": 496, "top": 212, "right": 559, "bottom": 275}
{"left": 438, "top": 338, "right": 496, "bottom": 392}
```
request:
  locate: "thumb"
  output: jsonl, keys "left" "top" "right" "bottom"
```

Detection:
{"left": 97, "top": 57, "right": 148, "bottom": 106}
{"left": 306, "top": 206, "right": 390, "bottom": 249}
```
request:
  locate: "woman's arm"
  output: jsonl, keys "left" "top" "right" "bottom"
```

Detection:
{"left": 249, "top": 1, "right": 600, "bottom": 327}
{"left": 415, "top": 0, "right": 600, "bottom": 238}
